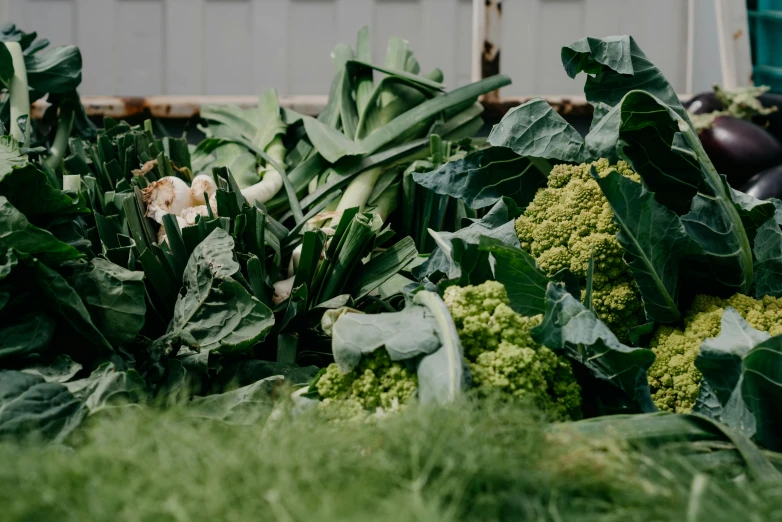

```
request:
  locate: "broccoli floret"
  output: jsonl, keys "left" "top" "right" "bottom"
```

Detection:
{"left": 516, "top": 159, "right": 644, "bottom": 341}
{"left": 444, "top": 281, "right": 582, "bottom": 421}
{"left": 648, "top": 293, "right": 782, "bottom": 413}
{"left": 315, "top": 349, "right": 418, "bottom": 417}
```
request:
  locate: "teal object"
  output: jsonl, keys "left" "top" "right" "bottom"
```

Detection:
{"left": 749, "top": 0, "right": 782, "bottom": 93}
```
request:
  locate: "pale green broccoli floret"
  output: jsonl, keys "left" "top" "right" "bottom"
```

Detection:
{"left": 648, "top": 293, "right": 782, "bottom": 413}
{"left": 515, "top": 159, "right": 644, "bottom": 341}
{"left": 315, "top": 349, "right": 418, "bottom": 417}
{"left": 444, "top": 281, "right": 582, "bottom": 421}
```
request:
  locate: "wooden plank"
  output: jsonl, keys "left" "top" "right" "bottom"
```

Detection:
{"left": 715, "top": 0, "right": 753, "bottom": 88}
{"left": 24, "top": 0, "right": 75, "bottom": 46}
{"left": 422, "top": 0, "right": 457, "bottom": 85}
{"left": 538, "top": 0, "right": 584, "bottom": 95}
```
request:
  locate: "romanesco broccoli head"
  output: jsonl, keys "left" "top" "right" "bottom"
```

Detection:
{"left": 648, "top": 293, "right": 782, "bottom": 413}
{"left": 315, "top": 349, "right": 418, "bottom": 416}
{"left": 444, "top": 281, "right": 582, "bottom": 421}
{"left": 515, "top": 159, "right": 644, "bottom": 341}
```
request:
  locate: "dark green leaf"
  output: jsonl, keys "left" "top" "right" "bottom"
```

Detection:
{"left": 487, "top": 98, "right": 587, "bottom": 163}
{"left": 70, "top": 258, "right": 146, "bottom": 346}
{"left": 21, "top": 354, "right": 82, "bottom": 383}
{"left": 0, "top": 371, "right": 83, "bottom": 442}
{"left": 477, "top": 236, "right": 550, "bottom": 316}
{"left": 0, "top": 312, "right": 55, "bottom": 361}
{"left": 162, "top": 228, "right": 274, "bottom": 354}
{"left": 0, "top": 197, "right": 83, "bottom": 264}
{"left": 595, "top": 169, "right": 699, "bottom": 323}
{"left": 532, "top": 282, "right": 656, "bottom": 412}
{"left": 753, "top": 217, "right": 782, "bottom": 298}
{"left": 25, "top": 44, "right": 82, "bottom": 93}
{"left": 187, "top": 376, "right": 281, "bottom": 425}
{"left": 412, "top": 146, "right": 547, "bottom": 209}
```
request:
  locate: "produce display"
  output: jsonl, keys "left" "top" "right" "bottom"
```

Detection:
{"left": 2, "top": 23, "right": 782, "bottom": 517}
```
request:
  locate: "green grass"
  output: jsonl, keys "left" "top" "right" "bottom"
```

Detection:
{"left": 1, "top": 399, "right": 781, "bottom": 522}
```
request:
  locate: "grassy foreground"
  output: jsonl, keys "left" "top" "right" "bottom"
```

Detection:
{"left": 1, "top": 399, "right": 781, "bottom": 522}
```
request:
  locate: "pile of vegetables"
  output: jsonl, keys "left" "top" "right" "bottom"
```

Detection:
{"left": 686, "top": 84, "right": 782, "bottom": 199}
{"left": 2, "top": 23, "right": 782, "bottom": 488}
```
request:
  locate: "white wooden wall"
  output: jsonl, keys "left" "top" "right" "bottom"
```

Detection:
{"left": 2, "top": 0, "right": 724, "bottom": 97}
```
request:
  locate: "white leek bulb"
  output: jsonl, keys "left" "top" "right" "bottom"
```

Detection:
{"left": 156, "top": 216, "right": 188, "bottom": 245}
{"left": 180, "top": 205, "right": 211, "bottom": 226}
{"left": 287, "top": 244, "right": 303, "bottom": 278}
{"left": 190, "top": 174, "right": 217, "bottom": 204}
{"left": 142, "top": 176, "right": 195, "bottom": 224}
{"left": 272, "top": 275, "right": 296, "bottom": 305}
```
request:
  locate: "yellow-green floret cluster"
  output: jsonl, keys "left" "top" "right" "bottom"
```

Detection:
{"left": 315, "top": 349, "right": 418, "bottom": 418}
{"left": 648, "top": 293, "right": 782, "bottom": 413}
{"left": 443, "top": 281, "right": 582, "bottom": 421}
{"left": 515, "top": 159, "right": 644, "bottom": 341}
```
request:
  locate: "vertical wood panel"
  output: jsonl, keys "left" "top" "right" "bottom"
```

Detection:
{"left": 288, "top": 0, "right": 337, "bottom": 95}
{"left": 24, "top": 0, "right": 75, "bottom": 46}
{"left": 422, "top": 0, "right": 457, "bottom": 84}
{"left": 165, "top": 0, "right": 204, "bottom": 94}
{"left": 455, "top": 0, "right": 472, "bottom": 87}
{"left": 19, "top": 0, "right": 706, "bottom": 97}
{"left": 204, "top": 0, "right": 251, "bottom": 94}
{"left": 252, "top": 0, "right": 289, "bottom": 93}
{"left": 114, "top": 0, "right": 164, "bottom": 95}
{"left": 74, "top": 0, "right": 115, "bottom": 94}
{"left": 373, "top": 0, "right": 424, "bottom": 67}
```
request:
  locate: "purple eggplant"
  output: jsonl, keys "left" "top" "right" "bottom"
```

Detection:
{"left": 741, "top": 164, "right": 782, "bottom": 200}
{"left": 698, "top": 115, "right": 782, "bottom": 187}
{"left": 684, "top": 92, "right": 722, "bottom": 114}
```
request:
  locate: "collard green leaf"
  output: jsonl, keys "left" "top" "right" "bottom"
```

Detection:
{"left": 562, "top": 35, "right": 689, "bottom": 126}
{"left": 740, "top": 336, "right": 782, "bottom": 451}
{"left": 613, "top": 91, "right": 753, "bottom": 295}
{"left": 163, "top": 228, "right": 274, "bottom": 354}
{"left": 487, "top": 98, "right": 587, "bottom": 163}
{"left": 70, "top": 258, "right": 146, "bottom": 345}
{"left": 0, "top": 197, "right": 83, "bottom": 264}
{"left": 0, "top": 370, "right": 83, "bottom": 442}
{"left": 24, "top": 44, "right": 82, "bottom": 93}
{"left": 0, "top": 312, "right": 55, "bottom": 361}
{"left": 33, "top": 261, "right": 114, "bottom": 353}
{"left": 752, "top": 217, "right": 782, "bottom": 298}
{"left": 22, "top": 354, "right": 82, "bottom": 383}
{"left": 412, "top": 146, "right": 547, "bottom": 209}
{"left": 477, "top": 236, "right": 550, "bottom": 317}
{"left": 64, "top": 363, "right": 147, "bottom": 413}
{"left": 414, "top": 198, "right": 520, "bottom": 282}
{"left": 730, "top": 188, "right": 776, "bottom": 243}
{"left": 348, "top": 236, "right": 418, "bottom": 300}
{"left": 694, "top": 308, "right": 769, "bottom": 427}
{"left": 594, "top": 169, "right": 700, "bottom": 323}
{"left": 0, "top": 163, "right": 86, "bottom": 220}
{"left": 187, "top": 376, "right": 282, "bottom": 425}
{"left": 532, "top": 282, "right": 656, "bottom": 411}
{"left": 331, "top": 306, "right": 441, "bottom": 373}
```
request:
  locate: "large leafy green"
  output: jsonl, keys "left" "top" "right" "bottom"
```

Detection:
{"left": 413, "top": 198, "right": 520, "bottom": 283}
{"left": 532, "top": 283, "right": 656, "bottom": 412}
{"left": 160, "top": 228, "right": 274, "bottom": 355}
{"left": 70, "top": 258, "right": 146, "bottom": 346}
{"left": 562, "top": 35, "right": 689, "bottom": 126}
{"left": 487, "top": 98, "right": 587, "bottom": 163}
{"left": 594, "top": 169, "right": 700, "bottom": 323}
{"left": 0, "top": 197, "right": 83, "bottom": 264}
{"left": 331, "top": 307, "right": 441, "bottom": 373}
{"left": 0, "top": 370, "right": 83, "bottom": 442}
{"left": 412, "top": 146, "right": 547, "bottom": 209}
{"left": 752, "top": 217, "right": 782, "bottom": 298}
{"left": 694, "top": 309, "right": 782, "bottom": 451}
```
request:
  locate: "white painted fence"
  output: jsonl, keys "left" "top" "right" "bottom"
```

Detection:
{"left": 2, "top": 0, "right": 728, "bottom": 97}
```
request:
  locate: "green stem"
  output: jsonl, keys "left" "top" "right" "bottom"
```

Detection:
{"left": 45, "top": 103, "right": 75, "bottom": 171}
{"left": 6, "top": 42, "right": 30, "bottom": 145}
{"left": 326, "top": 166, "right": 384, "bottom": 227}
